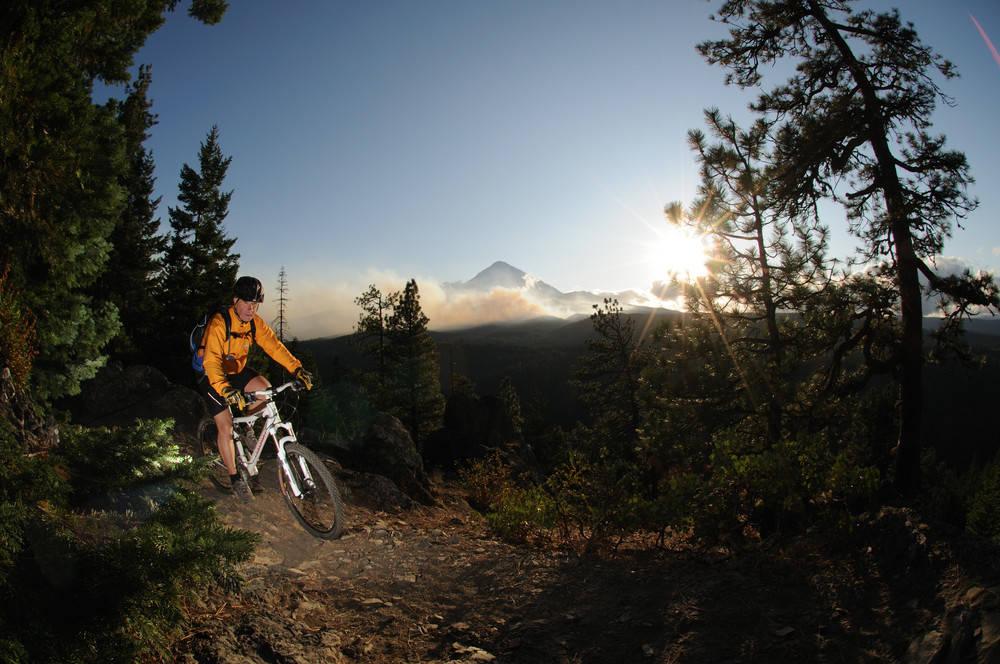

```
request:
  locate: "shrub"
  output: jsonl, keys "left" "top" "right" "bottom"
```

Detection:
{"left": 964, "top": 457, "right": 1000, "bottom": 542}
{"left": 458, "top": 452, "right": 551, "bottom": 542}
{"left": 542, "top": 457, "right": 643, "bottom": 550}
{"left": 0, "top": 266, "right": 38, "bottom": 390}
{"left": 674, "top": 433, "right": 880, "bottom": 544}
{"left": 460, "top": 451, "right": 654, "bottom": 551}
{"left": 0, "top": 418, "right": 258, "bottom": 664}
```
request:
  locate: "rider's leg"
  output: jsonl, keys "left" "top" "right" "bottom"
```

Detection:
{"left": 214, "top": 407, "right": 237, "bottom": 475}
{"left": 207, "top": 369, "right": 269, "bottom": 476}
{"left": 244, "top": 374, "right": 272, "bottom": 416}
{"left": 199, "top": 374, "right": 239, "bottom": 476}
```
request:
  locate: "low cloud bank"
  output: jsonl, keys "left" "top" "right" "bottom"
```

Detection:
{"left": 281, "top": 270, "right": 681, "bottom": 340}
{"left": 278, "top": 256, "right": 994, "bottom": 341}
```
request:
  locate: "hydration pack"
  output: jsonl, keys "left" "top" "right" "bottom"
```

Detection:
{"left": 190, "top": 306, "right": 256, "bottom": 374}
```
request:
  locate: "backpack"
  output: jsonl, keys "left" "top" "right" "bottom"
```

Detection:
{"left": 190, "top": 305, "right": 256, "bottom": 374}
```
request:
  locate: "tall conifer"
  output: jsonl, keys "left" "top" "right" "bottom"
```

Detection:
{"left": 0, "top": 0, "right": 229, "bottom": 399}
{"left": 698, "top": 1, "right": 1000, "bottom": 497}
{"left": 571, "top": 299, "right": 652, "bottom": 466}
{"left": 353, "top": 284, "right": 398, "bottom": 407}
{"left": 386, "top": 279, "right": 445, "bottom": 449}
{"left": 95, "top": 64, "right": 165, "bottom": 363}
{"left": 158, "top": 126, "right": 238, "bottom": 382}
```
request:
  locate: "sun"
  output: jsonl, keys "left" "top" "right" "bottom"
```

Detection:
{"left": 649, "top": 225, "right": 710, "bottom": 281}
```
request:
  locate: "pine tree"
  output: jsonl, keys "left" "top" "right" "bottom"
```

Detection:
{"left": 0, "top": 417, "right": 257, "bottom": 664}
{"left": 499, "top": 376, "right": 523, "bottom": 435}
{"left": 698, "top": 1, "right": 1000, "bottom": 499}
{"left": 353, "top": 284, "right": 398, "bottom": 408}
{"left": 273, "top": 266, "right": 290, "bottom": 343}
{"left": 1, "top": 3, "right": 124, "bottom": 399}
{"left": 385, "top": 280, "right": 445, "bottom": 449}
{"left": 651, "top": 109, "right": 842, "bottom": 451}
{"left": 158, "top": 126, "right": 239, "bottom": 382}
{"left": 95, "top": 64, "right": 165, "bottom": 363}
{"left": 0, "top": 0, "right": 230, "bottom": 400}
{"left": 571, "top": 299, "right": 653, "bottom": 466}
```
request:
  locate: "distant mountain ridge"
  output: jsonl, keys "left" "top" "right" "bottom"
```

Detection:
{"left": 443, "top": 261, "right": 553, "bottom": 293}
{"left": 290, "top": 261, "right": 1000, "bottom": 341}
{"left": 442, "top": 260, "right": 655, "bottom": 316}
{"left": 444, "top": 261, "right": 564, "bottom": 296}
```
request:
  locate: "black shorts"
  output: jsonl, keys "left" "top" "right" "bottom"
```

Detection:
{"left": 199, "top": 367, "right": 261, "bottom": 417}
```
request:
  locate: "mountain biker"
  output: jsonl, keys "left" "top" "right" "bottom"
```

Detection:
{"left": 199, "top": 275, "right": 313, "bottom": 501}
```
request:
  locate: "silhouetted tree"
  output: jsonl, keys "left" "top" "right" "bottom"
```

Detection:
{"left": 699, "top": 0, "right": 1000, "bottom": 498}
{"left": 158, "top": 126, "right": 238, "bottom": 382}
{"left": 386, "top": 279, "right": 445, "bottom": 449}
{"left": 651, "top": 109, "right": 842, "bottom": 453}
{"left": 571, "top": 299, "right": 653, "bottom": 466}
{"left": 353, "top": 284, "right": 398, "bottom": 407}
{"left": 94, "top": 64, "right": 165, "bottom": 363}
{"left": 500, "top": 376, "right": 523, "bottom": 435}
{"left": 273, "top": 266, "right": 290, "bottom": 343}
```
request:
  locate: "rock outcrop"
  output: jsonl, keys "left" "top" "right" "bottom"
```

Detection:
{"left": 64, "top": 362, "right": 205, "bottom": 439}
{"left": 333, "top": 412, "right": 436, "bottom": 506}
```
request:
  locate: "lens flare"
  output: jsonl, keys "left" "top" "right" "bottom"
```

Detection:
{"left": 650, "top": 225, "right": 710, "bottom": 280}
{"left": 970, "top": 13, "right": 1000, "bottom": 70}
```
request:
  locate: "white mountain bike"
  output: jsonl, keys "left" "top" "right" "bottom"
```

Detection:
{"left": 195, "top": 380, "right": 344, "bottom": 539}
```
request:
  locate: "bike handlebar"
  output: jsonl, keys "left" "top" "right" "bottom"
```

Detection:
{"left": 243, "top": 379, "right": 306, "bottom": 402}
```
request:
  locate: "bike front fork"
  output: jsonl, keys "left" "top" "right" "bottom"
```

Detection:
{"left": 231, "top": 424, "right": 256, "bottom": 485}
{"left": 277, "top": 452, "right": 312, "bottom": 499}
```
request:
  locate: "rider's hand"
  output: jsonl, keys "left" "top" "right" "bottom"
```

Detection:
{"left": 222, "top": 386, "right": 246, "bottom": 411}
{"left": 294, "top": 367, "right": 313, "bottom": 390}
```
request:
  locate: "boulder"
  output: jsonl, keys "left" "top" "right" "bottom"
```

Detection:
{"left": 336, "top": 469, "right": 414, "bottom": 512}
{"left": 66, "top": 362, "right": 205, "bottom": 441}
{"left": 335, "top": 412, "right": 435, "bottom": 506}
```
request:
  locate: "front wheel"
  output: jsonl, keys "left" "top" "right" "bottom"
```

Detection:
{"left": 278, "top": 443, "right": 344, "bottom": 539}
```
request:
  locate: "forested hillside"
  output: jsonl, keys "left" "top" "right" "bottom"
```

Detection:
{"left": 303, "top": 312, "right": 1000, "bottom": 469}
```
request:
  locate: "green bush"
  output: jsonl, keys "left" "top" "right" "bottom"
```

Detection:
{"left": 542, "top": 458, "right": 643, "bottom": 547}
{"left": 460, "top": 451, "right": 655, "bottom": 550}
{"left": 0, "top": 418, "right": 258, "bottom": 664}
{"left": 459, "top": 430, "right": 883, "bottom": 550}
{"left": 670, "top": 433, "right": 880, "bottom": 544}
{"left": 458, "top": 452, "right": 552, "bottom": 542}
{"left": 963, "top": 457, "right": 1000, "bottom": 542}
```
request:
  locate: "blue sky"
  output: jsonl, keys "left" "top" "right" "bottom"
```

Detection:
{"left": 108, "top": 0, "right": 1000, "bottom": 337}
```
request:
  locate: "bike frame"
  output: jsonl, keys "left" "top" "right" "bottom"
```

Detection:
{"left": 230, "top": 382, "right": 310, "bottom": 499}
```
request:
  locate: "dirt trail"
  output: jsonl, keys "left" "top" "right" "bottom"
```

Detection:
{"left": 172, "top": 465, "right": 1000, "bottom": 664}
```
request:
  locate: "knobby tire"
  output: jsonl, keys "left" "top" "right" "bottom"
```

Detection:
{"left": 278, "top": 443, "right": 344, "bottom": 539}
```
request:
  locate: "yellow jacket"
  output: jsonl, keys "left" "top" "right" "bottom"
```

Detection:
{"left": 202, "top": 306, "right": 302, "bottom": 396}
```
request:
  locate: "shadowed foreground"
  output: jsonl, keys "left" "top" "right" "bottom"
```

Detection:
{"left": 172, "top": 467, "right": 1000, "bottom": 664}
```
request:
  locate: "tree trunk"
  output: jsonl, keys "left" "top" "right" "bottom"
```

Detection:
{"left": 892, "top": 224, "right": 924, "bottom": 499}
{"left": 811, "top": 0, "right": 925, "bottom": 499}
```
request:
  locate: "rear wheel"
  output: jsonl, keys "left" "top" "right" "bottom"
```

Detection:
{"left": 278, "top": 443, "right": 344, "bottom": 539}
{"left": 195, "top": 416, "right": 230, "bottom": 491}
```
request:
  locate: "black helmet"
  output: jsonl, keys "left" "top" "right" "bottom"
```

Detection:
{"left": 234, "top": 276, "right": 264, "bottom": 303}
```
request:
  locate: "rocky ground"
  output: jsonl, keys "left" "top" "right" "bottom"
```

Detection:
{"left": 170, "top": 460, "right": 1000, "bottom": 664}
